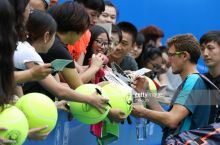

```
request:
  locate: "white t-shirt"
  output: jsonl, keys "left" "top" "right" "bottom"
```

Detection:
{"left": 14, "top": 41, "right": 43, "bottom": 70}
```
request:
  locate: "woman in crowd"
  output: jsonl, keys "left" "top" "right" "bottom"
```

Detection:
{"left": 8, "top": 0, "right": 52, "bottom": 84}
{"left": 0, "top": 0, "right": 38, "bottom": 144}
{"left": 83, "top": 25, "right": 110, "bottom": 65}
{"left": 85, "top": 25, "right": 126, "bottom": 122}
{"left": 130, "top": 32, "right": 145, "bottom": 68}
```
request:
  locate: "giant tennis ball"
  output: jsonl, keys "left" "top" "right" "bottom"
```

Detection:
{"left": 69, "top": 84, "right": 110, "bottom": 124}
{"left": 16, "top": 93, "right": 58, "bottom": 134}
{"left": 145, "top": 76, "right": 157, "bottom": 93}
{"left": 0, "top": 106, "right": 29, "bottom": 145}
{"left": 102, "top": 83, "right": 133, "bottom": 117}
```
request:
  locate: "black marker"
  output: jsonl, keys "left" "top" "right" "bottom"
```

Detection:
{"left": 95, "top": 88, "right": 112, "bottom": 108}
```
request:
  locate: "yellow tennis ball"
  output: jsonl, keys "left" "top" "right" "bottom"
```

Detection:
{"left": 145, "top": 76, "right": 157, "bottom": 93}
{"left": 69, "top": 84, "right": 110, "bottom": 124}
{"left": 102, "top": 83, "right": 133, "bottom": 117}
{"left": 0, "top": 106, "right": 29, "bottom": 145}
{"left": 16, "top": 93, "right": 58, "bottom": 133}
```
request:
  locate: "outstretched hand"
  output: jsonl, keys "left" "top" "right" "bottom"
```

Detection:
{"left": 88, "top": 91, "right": 109, "bottom": 113}
{"left": 0, "top": 127, "right": 16, "bottom": 145}
{"left": 55, "top": 100, "right": 69, "bottom": 112}
{"left": 131, "top": 105, "right": 145, "bottom": 118}
{"left": 28, "top": 126, "right": 49, "bottom": 140}
{"left": 108, "top": 108, "right": 126, "bottom": 123}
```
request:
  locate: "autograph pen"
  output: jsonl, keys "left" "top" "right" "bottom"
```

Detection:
{"left": 95, "top": 88, "right": 112, "bottom": 108}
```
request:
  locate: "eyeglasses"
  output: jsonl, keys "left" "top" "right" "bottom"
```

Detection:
{"left": 167, "top": 51, "right": 184, "bottom": 57}
{"left": 95, "top": 39, "right": 109, "bottom": 48}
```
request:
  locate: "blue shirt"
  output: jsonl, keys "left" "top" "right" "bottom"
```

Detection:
{"left": 175, "top": 74, "right": 211, "bottom": 133}
{"left": 163, "top": 74, "right": 211, "bottom": 141}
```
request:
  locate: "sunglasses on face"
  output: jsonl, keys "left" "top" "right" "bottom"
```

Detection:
{"left": 167, "top": 51, "right": 185, "bottom": 57}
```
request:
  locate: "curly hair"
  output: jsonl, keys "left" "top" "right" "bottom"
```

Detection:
{"left": 167, "top": 34, "right": 201, "bottom": 64}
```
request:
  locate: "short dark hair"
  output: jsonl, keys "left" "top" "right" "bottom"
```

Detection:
{"left": 141, "top": 46, "right": 162, "bottom": 66}
{"left": 112, "top": 24, "right": 122, "bottom": 43}
{"left": 27, "top": 10, "right": 57, "bottom": 44}
{"left": 48, "top": 1, "right": 90, "bottom": 33}
{"left": 104, "top": 0, "right": 119, "bottom": 18}
{"left": 75, "top": 0, "right": 105, "bottom": 13}
{"left": 104, "top": 0, "right": 115, "bottom": 7}
{"left": 117, "top": 21, "right": 137, "bottom": 43}
{"left": 167, "top": 34, "right": 201, "bottom": 64}
{"left": 200, "top": 30, "right": 220, "bottom": 46}
{"left": 136, "top": 32, "right": 145, "bottom": 45}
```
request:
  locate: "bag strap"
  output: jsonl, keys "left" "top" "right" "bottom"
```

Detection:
{"left": 196, "top": 73, "right": 220, "bottom": 91}
{"left": 166, "top": 77, "right": 189, "bottom": 136}
{"left": 170, "top": 79, "right": 187, "bottom": 106}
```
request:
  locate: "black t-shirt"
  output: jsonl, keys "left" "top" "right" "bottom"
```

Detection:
{"left": 205, "top": 73, "right": 220, "bottom": 123}
{"left": 40, "top": 36, "right": 75, "bottom": 68}
{"left": 205, "top": 73, "right": 220, "bottom": 89}
{"left": 23, "top": 36, "right": 75, "bottom": 101}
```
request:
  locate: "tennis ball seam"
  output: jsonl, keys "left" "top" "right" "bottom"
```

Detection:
{"left": 27, "top": 95, "right": 57, "bottom": 121}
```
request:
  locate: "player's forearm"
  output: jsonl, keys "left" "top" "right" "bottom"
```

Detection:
{"left": 141, "top": 108, "right": 178, "bottom": 128}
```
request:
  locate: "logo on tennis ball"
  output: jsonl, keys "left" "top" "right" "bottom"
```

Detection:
{"left": 82, "top": 104, "right": 91, "bottom": 112}
{"left": 6, "top": 130, "right": 21, "bottom": 145}
{"left": 125, "top": 94, "right": 132, "bottom": 113}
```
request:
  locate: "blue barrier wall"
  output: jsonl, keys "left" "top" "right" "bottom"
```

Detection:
{"left": 24, "top": 111, "right": 163, "bottom": 145}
